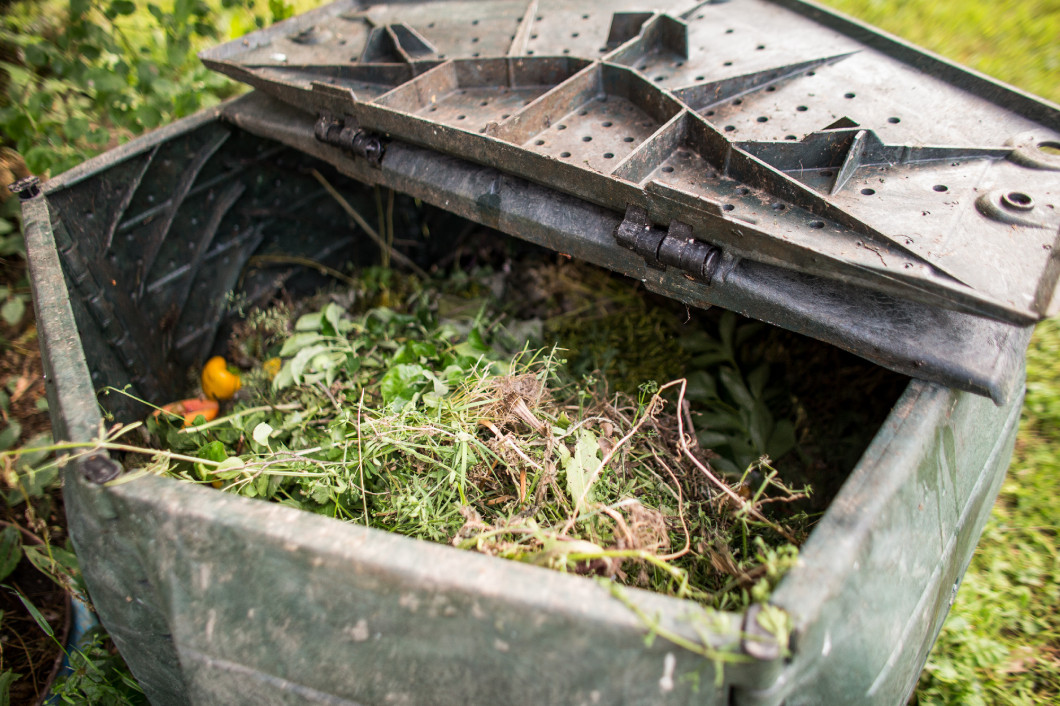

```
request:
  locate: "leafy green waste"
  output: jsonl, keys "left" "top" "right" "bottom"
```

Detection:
{"left": 140, "top": 261, "right": 811, "bottom": 612}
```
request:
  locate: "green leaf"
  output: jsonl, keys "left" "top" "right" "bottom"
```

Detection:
{"left": 380, "top": 363, "right": 426, "bottom": 406}
{"left": 718, "top": 311, "right": 737, "bottom": 356}
{"left": 748, "top": 400, "right": 774, "bottom": 454}
{"left": 747, "top": 364, "right": 771, "bottom": 401}
{"left": 196, "top": 440, "right": 228, "bottom": 463}
{"left": 3, "top": 584, "right": 53, "bottom": 637}
{"left": 289, "top": 343, "right": 329, "bottom": 384}
{"left": 685, "top": 370, "right": 717, "bottom": 401}
{"left": 13, "top": 431, "right": 52, "bottom": 471}
{"left": 294, "top": 311, "right": 323, "bottom": 332}
{"left": 212, "top": 456, "right": 246, "bottom": 479}
{"left": 0, "top": 669, "right": 19, "bottom": 706}
{"left": 0, "top": 527, "right": 22, "bottom": 583}
{"left": 22, "top": 543, "right": 78, "bottom": 588}
{"left": 766, "top": 419, "right": 797, "bottom": 460}
{"left": 0, "top": 421, "right": 20, "bottom": 452}
{"left": 563, "top": 428, "right": 600, "bottom": 505}
{"left": 466, "top": 327, "right": 490, "bottom": 354}
{"left": 719, "top": 367, "right": 755, "bottom": 412}
{"left": 278, "top": 331, "right": 325, "bottom": 357}
{"left": 323, "top": 302, "right": 350, "bottom": 336}
{"left": 1, "top": 296, "right": 25, "bottom": 327}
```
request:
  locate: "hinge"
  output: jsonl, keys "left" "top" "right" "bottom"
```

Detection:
{"left": 613, "top": 205, "right": 721, "bottom": 284}
{"left": 314, "top": 115, "right": 386, "bottom": 166}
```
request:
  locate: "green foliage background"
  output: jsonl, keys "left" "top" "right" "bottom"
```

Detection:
{"left": 1, "top": 0, "right": 1058, "bottom": 703}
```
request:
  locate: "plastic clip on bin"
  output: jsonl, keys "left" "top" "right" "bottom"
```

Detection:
{"left": 17, "top": 0, "right": 1060, "bottom": 704}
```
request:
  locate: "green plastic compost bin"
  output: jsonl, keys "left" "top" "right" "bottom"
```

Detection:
{"left": 16, "top": 0, "right": 1060, "bottom": 703}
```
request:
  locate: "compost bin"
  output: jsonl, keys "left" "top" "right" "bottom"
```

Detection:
{"left": 15, "top": 0, "right": 1060, "bottom": 704}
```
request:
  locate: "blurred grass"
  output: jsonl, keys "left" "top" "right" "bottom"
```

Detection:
{"left": 822, "top": 0, "right": 1060, "bottom": 104}
{"left": 821, "top": 2, "right": 1060, "bottom": 703}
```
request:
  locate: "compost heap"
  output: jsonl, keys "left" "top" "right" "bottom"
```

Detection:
{"left": 143, "top": 260, "right": 812, "bottom": 611}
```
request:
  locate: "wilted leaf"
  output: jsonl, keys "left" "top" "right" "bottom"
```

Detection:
{"left": 563, "top": 428, "right": 600, "bottom": 505}
{"left": 252, "top": 422, "right": 274, "bottom": 447}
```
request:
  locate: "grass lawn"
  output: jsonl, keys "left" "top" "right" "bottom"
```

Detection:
{"left": 821, "top": 1, "right": 1060, "bottom": 702}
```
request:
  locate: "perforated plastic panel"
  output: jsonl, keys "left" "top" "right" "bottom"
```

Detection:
{"left": 203, "top": 0, "right": 1060, "bottom": 329}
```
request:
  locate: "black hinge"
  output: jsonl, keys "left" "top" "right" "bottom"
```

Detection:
{"left": 314, "top": 115, "right": 386, "bottom": 166}
{"left": 613, "top": 205, "right": 722, "bottom": 284}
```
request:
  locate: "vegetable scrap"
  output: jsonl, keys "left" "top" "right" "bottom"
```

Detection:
{"left": 141, "top": 259, "right": 821, "bottom": 611}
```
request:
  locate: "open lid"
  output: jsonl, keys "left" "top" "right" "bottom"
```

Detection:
{"left": 201, "top": 0, "right": 1060, "bottom": 401}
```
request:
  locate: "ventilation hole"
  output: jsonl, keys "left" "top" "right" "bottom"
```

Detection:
{"left": 471, "top": 19, "right": 479, "bottom": 25}
{"left": 428, "top": 22, "right": 435, "bottom": 28}
{"left": 655, "top": 76, "right": 666, "bottom": 82}
{"left": 705, "top": 110, "right": 716, "bottom": 116}
{"left": 737, "top": 187, "right": 750, "bottom": 195}
{"left": 784, "top": 134, "right": 797, "bottom": 140}
{"left": 933, "top": 184, "right": 948, "bottom": 192}
{"left": 724, "top": 125, "right": 736, "bottom": 132}
{"left": 772, "top": 203, "right": 785, "bottom": 211}
{"left": 662, "top": 166, "right": 675, "bottom": 173}
{"left": 623, "top": 136, "right": 635, "bottom": 142}
{"left": 796, "top": 105, "right": 808, "bottom": 111}
{"left": 809, "top": 221, "right": 825, "bottom": 229}
{"left": 560, "top": 151, "right": 571, "bottom": 158}
{"left": 765, "top": 86, "right": 776, "bottom": 92}
{"left": 562, "top": 48, "right": 570, "bottom": 54}
{"left": 674, "top": 60, "right": 685, "bottom": 67}
{"left": 480, "top": 100, "right": 489, "bottom": 106}
{"left": 456, "top": 115, "right": 466, "bottom": 120}
{"left": 501, "top": 114, "right": 510, "bottom": 119}
{"left": 582, "top": 135, "right": 592, "bottom": 142}
{"left": 1002, "top": 192, "right": 1034, "bottom": 210}
{"left": 534, "top": 139, "right": 545, "bottom": 145}
{"left": 599, "top": 47, "right": 607, "bottom": 53}
{"left": 526, "top": 50, "right": 534, "bottom": 55}
{"left": 723, "top": 61, "right": 733, "bottom": 66}
{"left": 429, "top": 106, "right": 438, "bottom": 112}
{"left": 536, "top": 15, "right": 543, "bottom": 21}
{"left": 807, "top": 71, "right": 816, "bottom": 76}
{"left": 757, "top": 116, "right": 768, "bottom": 123}
{"left": 571, "top": 32, "right": 579, "bottom": 38}
{"left": 733, "top": 99, "right": 743, "bottom": 106}
{"left": 582, "top": 13, "right": 590, "bottom": 19}
{"left": 530, "top": 34, "right": 538, "bottom": 39}
{"left": 861, "top": 188, "right": 876, "bottom": 195}
{"left": 479, "top": 128, "right": 486, "bottom": 134}
{"left": 471, "top": 37, "right": 479, "bottom": 43}
{"left": 472, "top": 52, "right": 480, "bottom": 57}
{"left": 756, "top": 44, "right": 766, "bottom": 50}
{"left": 725, "top": 28, "right": 734, "bottom": 34}
{"left": 602, "top": 121, "right": 613, "bottom": 127}
{"left": 695, "top": 75, "right": 705, "bottom": 81}
{"left": 888, "top": 117, "right": 901, "bottom": 123}
{"left": 844, "top": 92, "right": 855, "bottom": 99}
{"left": 722, "top": 204, "right": 735, "bottom": 210}
{"left": 604, "top": 152, "right": 614, "bottom": 159}
{"left": 557, "top": 124, "right": 567, "bottom": 130}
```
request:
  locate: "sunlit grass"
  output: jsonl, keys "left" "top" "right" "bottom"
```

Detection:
{"left": 821, "top": 2, "right": 1060, "bottom": 702}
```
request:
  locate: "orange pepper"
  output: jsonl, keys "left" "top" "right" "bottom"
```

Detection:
{"left": 154, "top": 398, "right": 219, "bottom": 428}
{"left": 202, "top": 356, "right": 241, "bottom": 400}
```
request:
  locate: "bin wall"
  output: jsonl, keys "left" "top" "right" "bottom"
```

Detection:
{"left": 754, "top": 378, "right": 1023, "bottom": 705}
{"left": 25, "top": 108, "right": 1026, "bottom": 704}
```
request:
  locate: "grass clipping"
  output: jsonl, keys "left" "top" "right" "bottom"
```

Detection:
{"left": 148, "top": 265, "right": 809, "bottom": 612}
